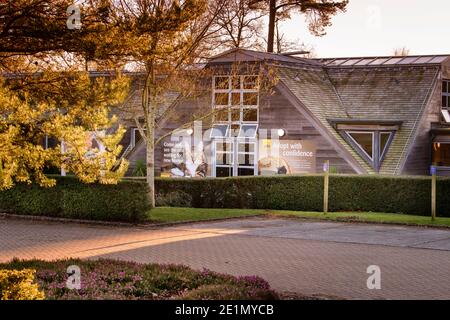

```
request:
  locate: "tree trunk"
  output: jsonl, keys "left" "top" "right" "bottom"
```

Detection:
{"left": 267, "top": 0, "right": 276, "bottom": 53}
{"left": 146, "top": 128, "right": 155, "bottom": 208}
{"left": 145, "top": 65, "right": 156, "bottom": 209}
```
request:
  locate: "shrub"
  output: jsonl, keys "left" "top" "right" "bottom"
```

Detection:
{"left": 132, "top": 159, "right": 147, "bottom": 177}
{"left": 0, "top": 269, "right": 45, "bottom": 300}
{"left": 156, "top": 191, "right": 193, "bottom": 207}
{"left": 0, "top": 259, "right": 279, "bottom": 300}
{"left": 181, "top": 284, "right": 278, "bottom": 300}
{"left": 155, "top": 175, "right": 450, "bottom": 217}
{"left": 0, "top": 175, "right": 151, "bottom": 222}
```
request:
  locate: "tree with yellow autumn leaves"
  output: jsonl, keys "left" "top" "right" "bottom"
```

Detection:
{"left": 0, "top": 0, "right": 132, "bottom": 189}
{"left": 0, "top": 70, "right": 130, "bottom": 190}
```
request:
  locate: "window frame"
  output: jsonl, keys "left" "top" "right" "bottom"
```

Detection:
{"left": 212, "top": 75, "right": 259, "bottom": 126}
{"left": 442, "top": 80, "right": 450, "bottom": 110}
{"left": 342, "top": 130, "right": 395, "bottom": 172}
{"left": 379, "top": 131, "right": 393, "bottom": 160}
{"left": 212, "top": 138, "right": 258, "bottom": 177}
{"left": 212, "top": 75, "right": 259, "bottom": 177}
{"left": 442, "top": 80, "right": 450, "bottom": 123}
{"left": 346, "top": 131, "right": 375, "bottom": 161}
{"left": 238, "top": 124, "right": 258, "bottom": 138}
{"left": 210, "top": 124, "right": 230, "bottom": 138}
{"left": 236, "top": 140, "right": 256, "bottom": 175}
{"left": 131, "top": 128, "right": 146, "bottom": 148}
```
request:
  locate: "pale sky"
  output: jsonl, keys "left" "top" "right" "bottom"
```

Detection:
{"left": 280, "top": 0, "right": 450, "bottom": 58}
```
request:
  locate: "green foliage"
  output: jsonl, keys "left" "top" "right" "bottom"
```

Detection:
{"left": 132, "top": 159, "right": 147, "bottom": 177}
{"left": 0, "top": 175, "right": 151, "bottom": 222}
{"left": 155, "top": 175, "right": 450, "bottom": 217}
{"left": 156, "top": 191, "right": 193, "bottom": 207}
{"left": 329, "top": 166, "right": 339, "bottom": 174}
{"left": 0, "top": 269, "right": 44, "bottom": 300}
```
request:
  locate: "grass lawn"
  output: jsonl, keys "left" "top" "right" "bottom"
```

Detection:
{"left": 148, "top": 207, "right": 450, "bottom": 228}
{"left": 148, "top": 207, "right": 265, "bottom": 223}
{"left": 268, "top": 210, "right": 450, "bottom": 228}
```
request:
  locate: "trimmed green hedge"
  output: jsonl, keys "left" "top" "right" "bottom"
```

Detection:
{"left": 155, "top": 175, "right": 450, "bottom": 217}
{"left": 0, "top": 176, "right": 151, "bottom": 222}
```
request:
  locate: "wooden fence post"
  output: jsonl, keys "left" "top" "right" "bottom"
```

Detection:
{"left": 431, "top": 165, "right": 436, "bottom": 221}
{"left": 323, "top": 160, "right": 329, "bottom": 214}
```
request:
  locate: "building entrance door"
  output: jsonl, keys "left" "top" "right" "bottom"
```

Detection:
{"left": 212, "top": 138, "right": 257, "bottom": 177}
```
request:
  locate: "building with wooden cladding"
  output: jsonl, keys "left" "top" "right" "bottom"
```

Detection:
{"left": 119, "top": 48, "right": 450, "bottom": 177}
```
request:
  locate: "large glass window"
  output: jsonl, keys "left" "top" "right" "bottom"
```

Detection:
{"left": 432, "top": 143, "right": 450, "bottom": 167}
{"left": 213, "top": 75, "right": 259, "bottom": 127}
{"left": 212, "top": 75, "right": 259, "bottom": 177}
{"left": 344, "top": 130, "right": 394, "bottom": 171}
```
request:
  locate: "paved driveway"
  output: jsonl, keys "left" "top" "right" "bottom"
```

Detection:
{"left": 1, "top": 216, "right": 449, "bottom": 299}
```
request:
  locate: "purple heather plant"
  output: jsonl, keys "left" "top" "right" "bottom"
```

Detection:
{"left": 0, "top": 258, "right": 279, "bottom": 300}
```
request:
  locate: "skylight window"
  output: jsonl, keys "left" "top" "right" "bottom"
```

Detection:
{"left": 210, "top": 124, "right": 229, "bottom": 138}
{"left": 442, "top": 110, "right": 450, "bottom": 123}
{"left": 238, "top": 124, "right": 258, "bottom": 138}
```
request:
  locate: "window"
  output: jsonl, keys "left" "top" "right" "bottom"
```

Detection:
{"left": 213, "top": 75, "right": 259, "bottom": 125}
{"left": 243, "top": 108, "right": 258, "bottom": 122}
{"left": 442, "top": 109, "right": 450, "bottom": 123}
{"left": 432, "top": 143, "right": 450, "bottom": 167}
{"left": 215, "top": 140, "right": 233, "bottom": 177}
{"left": 131, "top": 128, "right": 145, "bottom": 147}
{"left": 380, "top": 132, "right": 391, "bottom": 159}
{"left": 213, "top": 140, "right": 257, "bottom": 177}
{"left": 238, "top": 124, "right": 258, "bottom": 138}
{"left": 344, "top": 130, "right": 395, "bottom": 171}
{"left": 443, "top": 80, "right": 450, "bottom": 110}
{"left": 237, "top": 142, "right": 256, "bottom": 176}
{"left": 210, "top": 124, "right": 229, "bottom": 138}
{"left": 42, "top": 135, "right": 58, "bottom": 150}
{"left": 348, "top": 132, "right": 374, "bottom": 160}
{"left": 441, "top": 80, "right": 450, "bottom": 123}
{"left": 212, "top": 75, "right": 259, "bottom": 177}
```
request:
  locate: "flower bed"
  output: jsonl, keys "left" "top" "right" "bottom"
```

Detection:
{"left": 0, "top": 259, "right": 279, "bottom": 300}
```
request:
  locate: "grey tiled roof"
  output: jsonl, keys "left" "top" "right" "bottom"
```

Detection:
{"left": 209, "top": 48, "right": 321, "bottom": 66}
{"left": 278, "top": 67, "right": 373, "bottom": 173}
{"left": 326, "top": 67, "right": 439, "bottom": 174}
{"left": 209, "top": 49, "right": 444, "bottom": 174}
{"left": 279, "top": 65, "right": 440, "bottom": 174}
